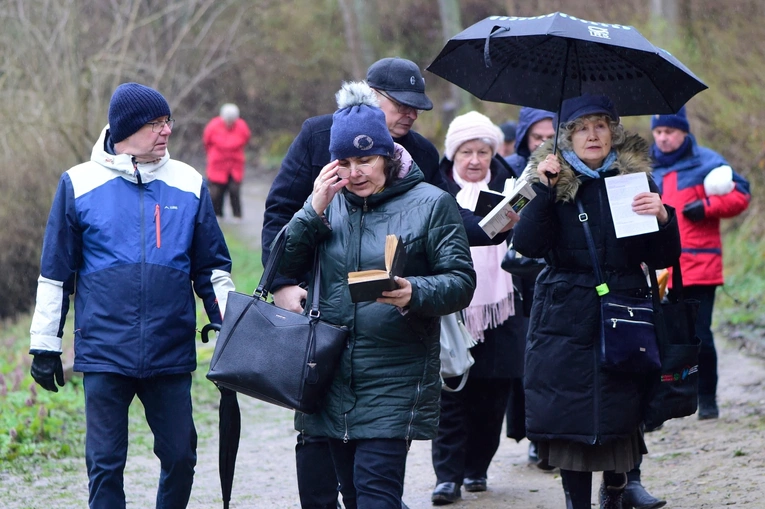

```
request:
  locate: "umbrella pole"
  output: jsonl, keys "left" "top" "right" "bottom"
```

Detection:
{"left": 552, "top": 40, "right": 572, "bottom": 156}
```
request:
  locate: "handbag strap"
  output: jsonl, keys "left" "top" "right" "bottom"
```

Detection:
{"left": 257, "top": 225, "right": 289, "bottom": 299}
{"left": 256, "top": 225, "right": 323, "bottom": 318}
{"left": 575, "top": 198, "right": 609, "bottom": 296}
{"left": 575, "top": 198, "right": 686, "bottom": 305}
{"left": 308, "top": 249, "right": 322, "bottom": 318}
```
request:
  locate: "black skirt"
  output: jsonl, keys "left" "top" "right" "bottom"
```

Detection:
{"left": 537, "top": 428, "right": 647, "bottom": 473}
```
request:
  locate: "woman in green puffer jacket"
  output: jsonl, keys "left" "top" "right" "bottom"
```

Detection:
{"left": 278, "top": 81, "right": 476, "bottom": 509}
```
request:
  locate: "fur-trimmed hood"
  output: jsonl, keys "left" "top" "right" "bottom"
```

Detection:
{"left": 523, "top": 132, "right": 652, "bottom": 203}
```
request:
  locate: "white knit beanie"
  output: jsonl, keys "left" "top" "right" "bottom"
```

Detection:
{"left": 444, "top": 111, "right": 503, "bottom": 161}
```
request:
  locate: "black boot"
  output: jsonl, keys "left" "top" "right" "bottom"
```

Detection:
{"left": 561, "top": 469, "right": 592, "bottom": 509}
{"left": 698, "top": 394, "right": 719, "bottom": 420}
{"left": 622, "top": 480, "right": 666, "bottom": 509}
{"left": 599, "top": 472, "right": 627, "bottom": 509}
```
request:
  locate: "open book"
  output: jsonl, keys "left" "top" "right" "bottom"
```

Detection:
{"left": 348, "top": 235, "right": 407, "bottom": 303}
{"left": 477, "top": 178, "right": 537, "bottom": 239}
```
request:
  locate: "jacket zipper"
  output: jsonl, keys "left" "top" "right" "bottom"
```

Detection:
{"left": 133, "top": 158, "right": 146, "bottom": 375}
{"left": 343, "top": 413, "right": 349, "bottom": 443}
{"left": 154, "top": 204, "right": 161, "bottom": 248}
{"left": 405, "top": 380, "right": 421, "bottom": 444}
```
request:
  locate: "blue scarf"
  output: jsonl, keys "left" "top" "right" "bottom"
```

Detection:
{"left": 561, "top": 149, "right": 617, "bottom": 178}
{"left": 651, "top": 135, "right": 692, "bottom": 167}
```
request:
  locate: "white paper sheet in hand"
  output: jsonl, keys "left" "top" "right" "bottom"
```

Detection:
{"left": 604, "top": 173, "right": 658, "bottom": 238}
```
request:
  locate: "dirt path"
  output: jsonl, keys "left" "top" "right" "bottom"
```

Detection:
{"left": 4, "top": 176, "right": 765, "bottom": 508}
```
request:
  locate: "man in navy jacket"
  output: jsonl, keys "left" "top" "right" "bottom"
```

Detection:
{"left": 29, "top": 83, "right": 234, "bottom": 509}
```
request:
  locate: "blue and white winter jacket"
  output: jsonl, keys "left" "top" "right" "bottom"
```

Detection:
{"left": 30, "top": 126, "right": 234, "bottom": 378}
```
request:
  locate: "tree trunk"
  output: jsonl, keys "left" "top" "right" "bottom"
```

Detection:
{"left": 338, "top": 0, "right": 364, "bottom": 80}
{"left": 437, "top": 0, "right": 466, "bottom": 128}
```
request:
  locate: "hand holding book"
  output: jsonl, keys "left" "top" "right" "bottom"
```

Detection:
{"left": 377, "top": 276, "right": 412, "bottom": 308}
{"left": 476, "top": 178, "right": 537, "bottom": 239}
{"left": 347, "top": 235, "right": 408, "bottom": 303}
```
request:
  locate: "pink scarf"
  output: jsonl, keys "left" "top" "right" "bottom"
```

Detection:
{"left": 452, "top": 170, "right": 515, "bottom": 340}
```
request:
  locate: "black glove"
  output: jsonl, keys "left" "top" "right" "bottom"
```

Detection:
{"left": 30, "top": 351, "right": 65, "bottom": 392}
{"left": 682, "top": 200, "right": 706, "bottom": 222}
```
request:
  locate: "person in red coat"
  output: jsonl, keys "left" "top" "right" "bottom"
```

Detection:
{"left": 651, "top": 106, "right": 751, "bottom": 420}
{"left": 203, "top": 103, "right": 251, "bottom": 219}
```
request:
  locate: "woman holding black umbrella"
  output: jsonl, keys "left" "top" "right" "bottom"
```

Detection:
{"left": 513, "top": 94, "right": 680, "bottom": 509}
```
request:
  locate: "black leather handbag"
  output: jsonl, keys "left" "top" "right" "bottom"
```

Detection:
{"left": 501, "top": 243, "right": 546, "bottom": 279}
{"left": 207, "top": 226, "right": 348, "bottom": 414}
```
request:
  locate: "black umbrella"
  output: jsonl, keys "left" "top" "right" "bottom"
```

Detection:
{"left": 428, "top": 12, "right": 707, "bottom": 121}
{"left": 202, "top": 323, "right": 240, "bottom": 509}
{"left": 217, "top": 386, "right": 240, "bottom": 509}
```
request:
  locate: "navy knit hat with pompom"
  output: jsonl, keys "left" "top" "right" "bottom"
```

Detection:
{"left": 108, "top": 83, "right": 171, "bottom": 143}
{"left": 329, "top": 81, "right": 394, "bottom": 161}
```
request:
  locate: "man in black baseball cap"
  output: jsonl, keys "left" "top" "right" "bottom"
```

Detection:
{"left": 367, "top": 57, "right": 434, "bottom": 111}
{"left": 366, "top": 57, "right": 433, "bottom": 139}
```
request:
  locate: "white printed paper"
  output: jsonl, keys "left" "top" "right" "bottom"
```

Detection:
{"left": 604, "top": 173, "right": 658, "bottom": 238}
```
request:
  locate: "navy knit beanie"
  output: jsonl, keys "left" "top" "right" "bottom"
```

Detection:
{"left": 651, "top": 106, "right": 690, "bottom": 133}
{"left": 108, "top": 83, "right": 171, "bottom": 143}
{"left": 330, "top": 81, "right": 394, "bottom": 161}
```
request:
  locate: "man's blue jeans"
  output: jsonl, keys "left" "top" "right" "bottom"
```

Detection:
{"left": 328, "top": 437, "right": 409, "bottom": 509}
{"left": 83, "top": 372, "right": 197, "bottom": 509}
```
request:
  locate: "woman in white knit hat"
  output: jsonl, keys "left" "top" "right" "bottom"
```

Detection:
{"left": 430, "top": 111, "right": 527, "bottom": 504}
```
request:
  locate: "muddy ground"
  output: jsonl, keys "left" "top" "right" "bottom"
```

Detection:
{"left": 4, "top": 175, "right": 764, "bottom": 508}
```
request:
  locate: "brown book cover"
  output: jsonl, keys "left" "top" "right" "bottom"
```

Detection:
{"left": 348, "top": 235, "right": 406, "bottom": 303}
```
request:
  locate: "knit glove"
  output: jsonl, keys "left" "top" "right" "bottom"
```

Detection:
{"left": 30, "top": 350, "right": 65, "bottom": 392}
{"left": 682, "top": 200, "right": 706, "bottom": 222}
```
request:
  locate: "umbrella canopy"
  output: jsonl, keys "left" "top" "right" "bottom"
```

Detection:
{"left": 427, "top": 12, "right": 707, "bottom": 117}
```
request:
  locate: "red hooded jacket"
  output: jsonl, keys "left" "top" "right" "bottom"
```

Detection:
{"left": 203, "top": 117, "right": 251, "bottom": 184}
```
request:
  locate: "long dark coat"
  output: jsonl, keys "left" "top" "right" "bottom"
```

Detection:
{"left": 513, "top": 133, "right": 681, "bottom": 445}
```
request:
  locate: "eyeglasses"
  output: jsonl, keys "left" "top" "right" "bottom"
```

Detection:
{"left": 336, "top": 156, "right": 380, "bottom": 179}
{"left": 146, "top": 118, "right": 175, "bottom": 133}
{"left": 376, "top": 90, "right": 420, "bottom": 116}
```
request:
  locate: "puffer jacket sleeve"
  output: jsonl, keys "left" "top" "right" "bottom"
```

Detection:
{"left": 191, "top": 182, "right": 234, "bottom": 322}
{"left": 30, "top": 174, "right": 81, "bottom": 353}
{"left": 278, "top": 197, "right": 333, "bottom": 279}
{"left": 406, "top": 192, "right": 476, "bottom": 317}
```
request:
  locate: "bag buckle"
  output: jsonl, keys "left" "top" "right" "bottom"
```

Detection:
{"left": 578, "top": 212, "right": 588, "bottom": 222}
{"left": 309, "top": 309, "right": 321, "bottom": 319}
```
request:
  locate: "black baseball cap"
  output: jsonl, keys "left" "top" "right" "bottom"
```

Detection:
{"left": 366, "top": 57, "right": 433, "bottom": 111}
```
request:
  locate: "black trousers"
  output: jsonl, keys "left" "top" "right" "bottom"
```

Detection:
{"left": 432, "top": 377, "right": 512, "bottom": 484}
{"left": 295, "top": 434, "right": 339, "bottom": 509}
{"left": 328, "top": 438, "right": 409, "bottom": 509}
{"left": 683, "top": 285, "right": 718, "bottom": 396}
{"left": 208, "top": 177, "right": 242, "bottom": 218}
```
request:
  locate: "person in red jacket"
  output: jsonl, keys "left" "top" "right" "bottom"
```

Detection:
{"left": 650, "top": 106, "right": 751, "bottom": 420}
{"left": 203, "top": 103, "right": 252, "bottom": 220}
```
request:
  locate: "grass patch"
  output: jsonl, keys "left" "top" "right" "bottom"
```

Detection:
{"left": 0, "top": 228, "right": 262, "bottom": 469}
{"left": 714, "top": 217, "right": 765, "bottom": 327}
